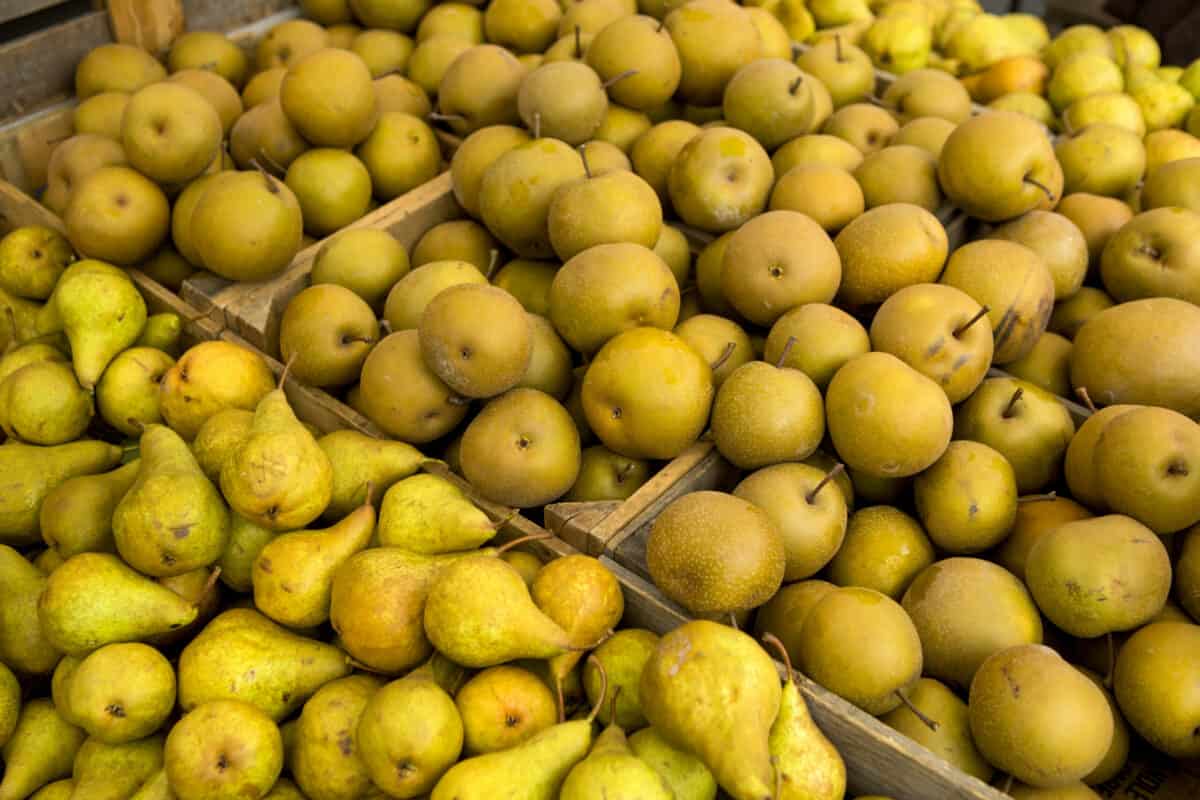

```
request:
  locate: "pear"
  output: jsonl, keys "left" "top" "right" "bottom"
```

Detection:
{"left": 0, "top": 700, "right": 86, "bottom": 800}
{"left": 892, "top": 117, "right": 955, "bottom": 158}
{"left": 356, "top": 112, "right": 442, "bottom": 201}
{"left": 480, "top": 137, "right": 587, "bottom": 259}
{"left": 28, "top": 780, "right": 75, "bottom": 800}
{"left": 70, "top": 735, "right": 164, "bottom": 800}
{"left": 723, "top": 59, "right": 815, "bottom": 152}
{"left": 902, "top": 558, "right": 1042, "bottom": 689}
{"left": 227, "top": 100, "right": 308, "bottom": 174}
{"left": 67, "top": 643, "right": 174, "bottom": 744}
{"left": 1056, "top": 193, "right": 1134, "bottom": 269}
{"left": 165, "top": 700, "right": 283, "bottom": 800}
{"left": 385, "top": 260, "right": 488, "bottom": 333}
{"left": 311, "top": 228, "right": 409, "bottom": 313}
{"left": 64, "top": 166, "right": 169, "bottom": 266}
{"left": 1093, "top": 405, "right": 1200, "bottom": 533}
{"left": 834, "top": 203, "right": 948, "bottom": 308}
{"left": 880, "top": 678, "right": 994, "bottom": 782}
{"left": 1055, "top": 124, "right": 1147, "bottom": 199}
{"left": 113, "top": 424, "right": 230, "bottom": 577}
{"left": 159, "top": 340, "right": 276, "bottom": 442}
{"left": 39, "top": 552, "right": 196, "bottom": 654}
{"left": 799, "top": 586, "right": 923, "bottom": 714}
{"left": 969, "top": 645, "right": 1113, "bottom": 787}
{"left": 97, "top": 346, "right": 177, "bottom": 434}
{"left": 221, "top": 371, "right": 334, "bottom": 531}
{"left": 73, "top": 90, "right": 129, "bottom": 138}
{"left": 190, "top": 170, "right": 303, "bottom": 283}
{"left": 408, "top": 36, "right": 473, "bottom": 95}
{"left": 376, "top": 473, "right": 493, "bottom": 553}
{"left": 548, "top": 169, "right": 663, "bottom": 262}
{"left": 913, "top": 441, "right": 1017, "bottom": 554}
{"left": 533, "top": 555, "right": 624, "bottom": 691}
{"left": 278, "top": 283, "right": 378, "bottom": 389}
{"left": 292, "top": 675, "right": 383, "bottom": 800}
{"left": 580, "top": 630, "right": 658, "bottom": 730}
{"left": 280, "top": 48, "right": 376, "bottom": 148}
{"left": 994, "top": 496, "right": 1092, "bottom": 582}
{"left": 252, "top": 497, "right": 376, "bottom": 628}
{"left": 216, "top": 514, "right": 277, "bottom": 594}
{"left": 191, "top": 409, "right": 253, "bottom": 484}
{"left": 1101, "top": 206, "right": 1200, "bottom": 305}
{"left": 769, "top": 164, "right": 865, "bottom": 233}
{"left": 420, "top": 284, "right": 533, "bottom": 399}
{"left": 0, "top": 664, "right": 16, "bottom": 748}
{"left": 357, "top": 671, "right": 464, "bottom": 797}
{"left": 822, "top": 103, "right": 899, "bottom": 155}
{"left": 0, "top": 545, "right": 61, "bottom": 674}
{"left": 855, "top": 145, "right": 943, "bottom": 212}
{"left": 753, "top": 579, "right": 837, "bottom": 668}
{"left": 1006, "top": 332, "right": 1073, "bottom": 398}
{"left": 331, "top": 548, "right": 472, "bottom": 674}
{"left": 425, "top": 553, "right": 574, "bottom": 668}
{"left": 1025, "top": 515, "right": 1172, "bottom": 638}
{"left": 518, "top": 62, "right": 608, "bottom": 146}
{"left": 764, "top": 303, "right": 869, "bottom": 390}
{"left": 449, "top": 125, "right": 532, "bottom": 218}
{"left": 585, "top": 15, "right": 681, "bottom": 111}
{"left": 667, "top": 127, "right": 773, "bottom": 234}
{"left": 567, "top": 445, "right": 650, "bottom": 502}
{"left": 734, "top": 463, "right": 848, "bottom": 582}
{"left": 630, "top": 120, "right": 701, "bottom": 203}
{"left": 177, "top": 608, "right": 351, "bottom": 720}
{"left": 518, "top": 313, "right": 574, "bottom": 399}
{"left": 628, "top": 727, "right": 716, "bottom": 799}
{"left": 413, "top": 220, "right": 498, "bottom": 273}
{"left": 647, "top": 491, "right": 785, "bottom": 616}
{"left": 937, "top": 111, "right": 1063, "bottom": 222}
{"left": 795, "top": 37, "right": 874, "bottom": 108}
{"left": 0, "top": 361, "right": 93, "bottom": 445}
{"left": 122, "top": 82, "right": 221, "bottom": 185}
{"left": 664, "top": 0, "right": 760, "bottom": 106}
{"left": 559, "top": 687, "right": 674, "bottom": 800}
{"left": 51, "top": 264, "right": 147, "bottom": 390}
{"left": 762, "top": 634, "right": 847, "bottom": 800}
{"left": 773, "top": 133, "right": 864, "bottom": 175}
{"left": 0, "top": 226, "right": 74, "bottom": 301}
{"left": 0, "top": 288, "right": 46, "bottom": 344}
{"left": 316, "top": 430, "right": 425, "bottom": 520}
{"left": 455, "top": 665, "right": 558, "bottom": 754}
{"left": 1113, "top": 621, "right": 1200, "bottom": 758}
{"left": 640, "top": 621, "right": 779, "bottom": 800}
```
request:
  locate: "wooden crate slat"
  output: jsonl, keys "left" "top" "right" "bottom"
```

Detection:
{"left": 0, "top": 11, "right": 109, "bottom": 125}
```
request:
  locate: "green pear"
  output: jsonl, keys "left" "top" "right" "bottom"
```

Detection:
{"left": 113, "top": 424, "right": 230, "bottom": 577}
{"left": 0, "top": 342, "right": 66, "bottom": 385}
{"left": 902, "top": 558, "right": 1043, "bottom": 689}
{"left": 292, "top": 675, "right": 383, "bottom": 800}
{"left": 126, "top": 769, "right": 170, "bottom": 800}
{"left": 52, "top": 264, "right": 148, "bottom": 390}
{"left": 71, "top": 735, "right": 164, "bottom": 800}
{"left": 913, "top": 441, "right": 1018, "bottom": 554}
{"left": 0, "top": 545, "right": 61, "bottom": 674}
{"left": 640, "top": 621, "right": 780, "bottom": 799}
{"left": 217, "top": 513, "right": 278, "bottom": 593}
{"left": 96, "top": 347, "right": 176, "bottom": 437}
{"left": 581, "top": 630, "right": 658, "bottom": 730}
{"left": 627, "top": 727, "right": 717, "bottom": 800}
{"left": 559, "top": 687, "right": 674, "bottom": 800}
{"left": 377, "top": 473, "right": 496, "bottom": 553}
{"left": 0, "top": 226, "right": 74, "bottom": 302}
{"left": 220, "top": 374, "right": 334, "bottom": 531}
{"left": 190, "top": 408, "right": 253, "bottom": 484}
{"left": 0, "top": 360, "right": 92, "bottom": 445}
{"left": 455, "top": 666, "right": 558, "bottom": 755}
{"left": 723, "top": 58, "right": 816, "bottom": 152}
{"left": 1025, "top": 515, "right": 1172, "bottom": 638}
{"left": 880, "top": 678, "right": 994, "bottom": 782}
{"left": 253, "top": 498, "right": 376, "bottom": 628}
{"left": 753, "top": 580, "right": 838, "bottom": 667}
{"left": 38, "top": 553, "right": 198, "bottom": 655}
{"left": 0, "top": 288, "right": 45, "bottom": 343}
{"left": 0, "top": 663, "right": 17, "bottom": 749}
{"left": 178, "top": 608, "right": 350, "bottom": 720}
{"left": 0, "top": 699, "right": 86, "bottom": 800}
{"left": 1113, "top": 621, "right": 1200, "bottom": 758}
{"left": 331, "top": 548, "right": 476, "bottom": 674}
{"left": 165, "top": 700, "right": 283, "bottom": 800}
{"left": 27, "top": 779, "right": 74, "bottom": 800}
{"left": 762, "top": 634, "right": 847, "bottom": 800}
{"left": 357, "top": 672, "right": 464, "bottom": 797}
{"left": 67, "top": 643, "right": 175, "bottom": 744}
{"left": 425, "top": 554, "right": 574, "bottom": 668}
{"left": 135, "top": 312, "right": 183, "bottom": 356}
{"left": 318, "top": 430, "right": 426, "bottom": 519}
{"left": 159, "top": 340, "right": 276, "bottom": 442}
{"left": 430, "top": 700, "right": 598, "bottom": 800}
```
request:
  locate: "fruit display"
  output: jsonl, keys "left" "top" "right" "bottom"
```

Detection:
{"left": 2, "top": 0, "right": 1200, "bottom": 797}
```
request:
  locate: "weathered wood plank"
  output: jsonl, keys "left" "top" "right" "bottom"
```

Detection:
{"left": 0, "top": 0, "right": 72, "bottom": 26}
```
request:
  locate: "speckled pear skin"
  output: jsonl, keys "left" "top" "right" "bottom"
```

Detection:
{"left": 54, "top": 266, "right": 148, "bottom": 389}
{"left": 377, "top": 473, "right": 495, "bottom": 554}
{"left": 0, "top": 440, "right": 122, "bottom": 545}
{"left": 38, "top": 553, "right": 197, "bottom": 655}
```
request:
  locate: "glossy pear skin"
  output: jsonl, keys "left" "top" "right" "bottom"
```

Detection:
{"left": 0, "top": 699, "right": 86, "bottom": 800}
{"left": 38, "top": 552, "right": 197, "bottom": 655}
{"left": 640, "top": 621, "right": 781, "bottom": 800}
{"left": 113, "top": 425, "right": 230, "bottom": 577}
{"left": 0, "top": 441, "right": 123, "bottom": 545}
{"left": 318, "top": 429, "right": 425, "bottom": 519}
{"left": 53, "top": 265, "right": 148, "bottom": 389}
{"left": 40, "top": 461, "right": 138, "bottom": 557}
{"left": 220, "top": 387, "right": 333, "bottom": 531}
{"left": 377, "top": 473, "right": 496, "bottom": 553}
{"left": 252, "top": 501, "right": 376, "bottom": 627}
{"left": 70, "top": 735, "right": 165, "bottom": 800}
{"left": 0, "top": 545, "right": 62, "bottom": 674}
{"left": 769, "top": 649, "right": 846, "bottom": 800}
{"left": 559, "top": 715, "right": 674, "bottom": 800}
{"left": 177, "top": 608, "right": 351, "bottom": 720}
{"left": 424, "top": 555, "right": 574, "bottom": 668}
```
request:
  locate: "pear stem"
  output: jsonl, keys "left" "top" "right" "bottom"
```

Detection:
{"left": 495, "top": 530, "right": 551, "bottom": 554}
{"left": 729, "top": 612, "right": 739, "bottom": 630}
{"left": 485, "top": 249, "right": 501, "bottom": 280}
{"left": 607, "top": 685, "right": 622, "bottom": 726}
{"left": 278, "top": 353, "right": 297, "bottom": 390}
{"left": 1075, "top": 386, "right": 1097, "bottom": 414}
{"left": 578, "top": 144, "right": 592, "bottom": 179}
{"left": 835, "top": 33, "right": 845, "bottom": 63}
{"left": 447, "top": 395, "right": 470, "bottom": 406}
{"left": 1104, "top": 632, "right": 1115, "bottom": 689}
{"left": 1023, "top": 175, "right": 1055, "bottom": 203}
{"left": 556, "top": 676, "right": 566, "bottom": 724}
{"left": 362, "top": 481, "right": 376, "bottom": 508}
{"left": 788, "top": 75, "right": 803, "bottom": 95}
{"left": 761, "top": 632, "right": 795, "bottom": 684}
{"left": 953, "top": 305, "right": 990, "bottom": 337}
{"left": 586, "top": 654, "right": 607, "bottom": 723}
{"left": 601, "top": 69, "right": 638, "bottom": 89}
{"left": 1018, "top": 491, "right": 1057, "bottom": 503}
{"left": 806, "top": 463, "right": 845, "bottom": 505}
{"left": 489, "top": 508, "right": 520, "bottom": 531}
{"left": 1002, "top": 387, "right": 1024, "bottom": 419}
{"left": 3, "top": 305, "right": 15, "bottom": 335}
{"left": 200, "top": 566, "right": 222, "bottom": 599}
{"left": 1000, "top": 774, "right": 1014, "bottom": 794}
{"left": 775, "top": 335, "right": 798, "bottom": 369}
{"left": 710, "top": 341, "right": 736, "bottom": 372}
{"left": 428, "top": 111, "right": 467, "bottom": 124}
{"left": 379, "top": 318, "right": 392, "bottom": 334}
{"left": 574, "top": 25, "right": 582, "bottom": 59}
{"left": 125, "top": 417, "right": 147, "bottom": 433}
{"left": 533, "top": 111, "right": 541, "bottom": 140}
{"left": 657, "top": 17, "right": 665, "bottom": 32}
{"left": 895, "top": 690, "right": 939, "bottom": 732}
{"left": 249, "top": 159, "right": 280, "bottom": 193}
{"left": 254, "top": 150, "right": 286, "bottom": 177}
